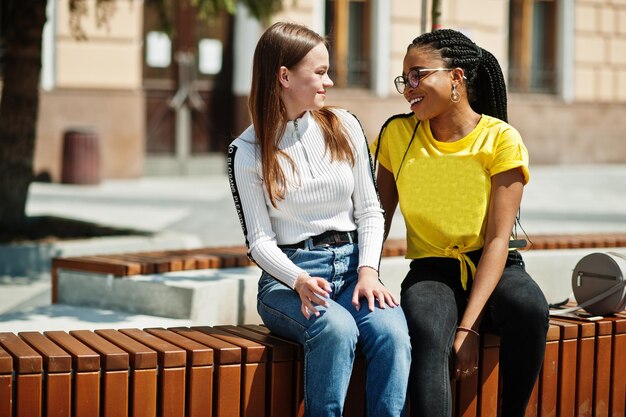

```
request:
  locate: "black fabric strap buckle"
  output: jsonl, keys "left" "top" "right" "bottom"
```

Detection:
{"left": 280, "top": 230, "right": 357, "bottom": 250}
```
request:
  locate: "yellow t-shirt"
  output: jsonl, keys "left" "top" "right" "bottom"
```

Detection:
{"left": 371, "top": 113, "right": 529, "bottom": 289}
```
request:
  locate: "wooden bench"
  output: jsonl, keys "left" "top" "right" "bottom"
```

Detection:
{"left": 2, "top": 315, "right": 626, "bottom": 417}
{"left": 50, "top": 233, "right": 626, "bottom": 304}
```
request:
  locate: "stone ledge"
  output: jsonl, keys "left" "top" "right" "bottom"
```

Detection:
{"left": 56, "top": 247, "right": 626, "bottom": 324}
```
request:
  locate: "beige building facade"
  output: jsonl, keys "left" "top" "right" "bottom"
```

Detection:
{"left": 32, "top": 0, "right": 626, "bottom": 181}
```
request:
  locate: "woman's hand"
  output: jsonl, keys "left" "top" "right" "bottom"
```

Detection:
{"left": 351, "top": 267, "right": 399, "bottom": 311}
{"left": 452, "top": 328, "right": 480, "bottom": 380}
{"left": 294, "top": 273, "right": 332, "bottom": 319}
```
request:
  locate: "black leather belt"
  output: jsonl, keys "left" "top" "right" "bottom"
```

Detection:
{"left": 279, "top": 230, "right": 357, "bottom": 250}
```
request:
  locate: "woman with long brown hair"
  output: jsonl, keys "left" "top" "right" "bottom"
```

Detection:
{"left": 227, "top": 22, "right": 411, "bottom": 417}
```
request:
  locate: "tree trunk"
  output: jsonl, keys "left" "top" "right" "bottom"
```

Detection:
{"left": 0, "top": 0, "right": 47, "bottom": 232}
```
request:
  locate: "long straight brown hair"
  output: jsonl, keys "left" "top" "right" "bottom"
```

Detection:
{"left": 248, "top": 22, "right": 355, "bottom": 207}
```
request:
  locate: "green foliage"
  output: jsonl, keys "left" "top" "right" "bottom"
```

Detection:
{"left": 192, "top": 0, "right": 237, "bottom": 22}
{"left": 190, "top": 0, "right": 285, "bottom": 26}
{"left": 239, "top": 0, "right": 284, "bottom": 26}
{"left": 69, "top": 0, "right": 285, "bottom": 40}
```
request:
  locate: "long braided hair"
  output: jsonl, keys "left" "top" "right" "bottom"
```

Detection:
{"left": 409, "top": 29, "right": 508, "bottom": 122}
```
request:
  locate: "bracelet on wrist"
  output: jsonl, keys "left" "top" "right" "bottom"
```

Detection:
{"left": 357, "top": 265, "right": 379, "bottom": 275}
{"left": 457, "top": 326, "right": 479, "bottom": 337}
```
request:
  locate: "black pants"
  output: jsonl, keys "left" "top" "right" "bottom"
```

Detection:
{"left": 401, "top": 250, "right": 549, "bottom": 417}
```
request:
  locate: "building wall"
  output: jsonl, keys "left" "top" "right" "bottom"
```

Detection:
{"left": 34, "top": 0, "right": 145, "bottom": 181}
{"left": 30, "top": 0, "right": 626, "bottom": 182}
{"left": 292, "top": 0, "right": 626, "bottom": 166}
{"left": 574, "top": 0, "right": 626, "bottom": 102}
{"left": 35, "top": 89, "right": 145, "bottom": 180}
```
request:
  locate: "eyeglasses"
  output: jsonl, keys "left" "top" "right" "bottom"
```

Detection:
{"left": 394, "top": 68, "right": 453, "bottom": 94}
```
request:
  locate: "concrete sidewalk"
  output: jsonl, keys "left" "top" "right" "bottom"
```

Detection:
{"left": 0, "top": 164, "right": 625, "bottom": 331}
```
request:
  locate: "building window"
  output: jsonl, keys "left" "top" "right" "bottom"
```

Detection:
{"left": 325, "top": 0, "right": 371, "bottom": 88}
{"left": 508, "top": 0, "right": 558, "bottom": 94}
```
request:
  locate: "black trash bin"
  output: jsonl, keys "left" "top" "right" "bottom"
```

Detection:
{"left": 61, "top": 128, "right": 101, "bottom": 185}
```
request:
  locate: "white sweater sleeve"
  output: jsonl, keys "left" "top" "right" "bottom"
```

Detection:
{"left": 340, "top": 110, "right": 385, "bottom": 272}
{"left": 227, "top": 141, "right": 307, "bottom": 289}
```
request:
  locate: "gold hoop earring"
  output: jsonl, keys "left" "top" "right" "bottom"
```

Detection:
{"left": 451, "top": 84, "right": 461, "bottom": 103}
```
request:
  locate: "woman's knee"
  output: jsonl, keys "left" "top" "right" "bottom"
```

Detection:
{"left": 492, "top": 272, "right": 549, "bottom": 330}
{"left": 363, "top": 308, "right": 411, "bottom": 350}
{"left": 307, "top": 308, "right": 359, "bottom": 348}
{"left": 401, "top": 281, "right": 458, "bottom": 343}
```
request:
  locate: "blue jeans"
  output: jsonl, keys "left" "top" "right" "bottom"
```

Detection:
{"left": 401, "top": 250, "right": 549, "bottom": 417}
{"left": 257, "top": 242, "right": 411, "bottom": 417}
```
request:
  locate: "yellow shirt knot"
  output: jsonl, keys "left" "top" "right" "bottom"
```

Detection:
{"left": 444, "top": 244, "right": 476, "bottom": 290}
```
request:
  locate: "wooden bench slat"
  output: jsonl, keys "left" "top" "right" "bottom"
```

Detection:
{"left": 144, "top": 328, "right": 214, "bottom": 417}
{"left": 43, "top": 331, "right": 100, "bottom": 372}
{"left": 169, "top": 327, "right": 242, "bottom": 365}
{"left": 144, "top": 328, "right": 214, "bottom": 367}
{"left": 53, "top": 257, "right": 141, "bottom": 276}
{"left": 0, "top": 332, "right": 42, "bottom": 374}
{"left": 118, "top": 328, "right": 187, "bottom": 368}
{"left": 18, "top": 332, "right": 72, "bottom": 373}
{"left": 94, "top": 329, "right": 158, "bottom": 369}
{"left": 190, "top": 326, "right": 266, "bottom": 364}
{"left": 214, "top": 325, "right": 296, "bottom": 363}
{"left": 0, "top": 372, "right": 12, "bottom": 417}
{"left": 168, "top": 327, "right": 243, "bottom": 417}
{"left": 69, "top": 330, "right": 130, "bottom": 417}
{"left": 214, "top": 325, "right": 297, "bottom": 417}
{"left": 0, "top": 345, "right": 13, "bottom": 417}
{"left": 69, "top": 330, "right": 130, "bottom": 371}
{"left": 114, "top": 330, "right": 187, "bottom": 417}
{"left": 95, "top": 329, "right": 158, "bottom": 417}
{"left": 192, "top": 327, "right": 267, "bottom": 417}
{"left": 0, "top": 345, "right": 12, "bottom": 374}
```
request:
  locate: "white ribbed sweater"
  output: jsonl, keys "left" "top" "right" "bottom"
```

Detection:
{"left": 227, "top": 109, "right": 384, "bottom": 289}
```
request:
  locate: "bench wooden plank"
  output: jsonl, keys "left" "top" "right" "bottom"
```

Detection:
{"left": 478, "top": 334, "right": 500, "bottom": 417}
{"left": 189, "top": 326, "right": 266, "bottom": 417}
{"left": 69, "top": 330, "right": 130, "bottom": 417}
{"left": 145, "top": 328, "right": 214, "bottom": 417}
{"left": 0, "top": 333, "right": 44, "bottom": 417}
{"left": 95, "top": 329, "right": 158, "bottom": 417}
{"left": 344, "top": 355, "right": 366, "bottom": 417}
{"left": 0, "top": 332, "right": 42, "bottom": 374}
{"left": 19, "top": 332, "right": 71, "bottom": 373}
{"left": 119, "top": 328, "right": 187, "bottom": 368}
{"left": 608, "top": 316, "right": 626, "bottom": 416}
{"left": 43, "top": 331, "right": 99, "bottom": 372}
{"left": 551, "top": 320, "right": 578, "bottom": 417}
{"left": 0, "top": 345, "right": 12, "bottom": 417}
{"left": 69, "top": 330, "right": 129, "bottom": 370}
{"left": 17, "top": 374, "right": 43, "bottom": 417}
{"left": 119, "top": 329, "right": 187, "bottom": 417}
{"left": 240, "top": 324, "right": 305, "bottom": 417}
{"left": 169, "top": 327, "right": 242, "bottom": 417}
{"left": 551, "top": 318, "right": 596, "bottom": 417}
{"left": 43, "top": 331, "right": 101, "bottom": 417}
{"left": 215, "top": 325, "right": 295, "bottom": 417}
{"left": 537, "top": 324, "right": 560, "bottom": 417}
{"left": 19, "top": 332, "right": 72, "bottom": 417}
{"left": 594, "top": 321, "right": 613, "bottom": 417}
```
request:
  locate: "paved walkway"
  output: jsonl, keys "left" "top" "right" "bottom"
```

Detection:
{"left": 22, "top": 164, "right": 626, "bottom": 244}
{"left": 0, "top": 164, "right": 625, "bottom": 331}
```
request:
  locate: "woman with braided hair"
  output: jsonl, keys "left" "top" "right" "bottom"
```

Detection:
{"left": 371, "top": 29, "right": 549, "bottom": 417}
